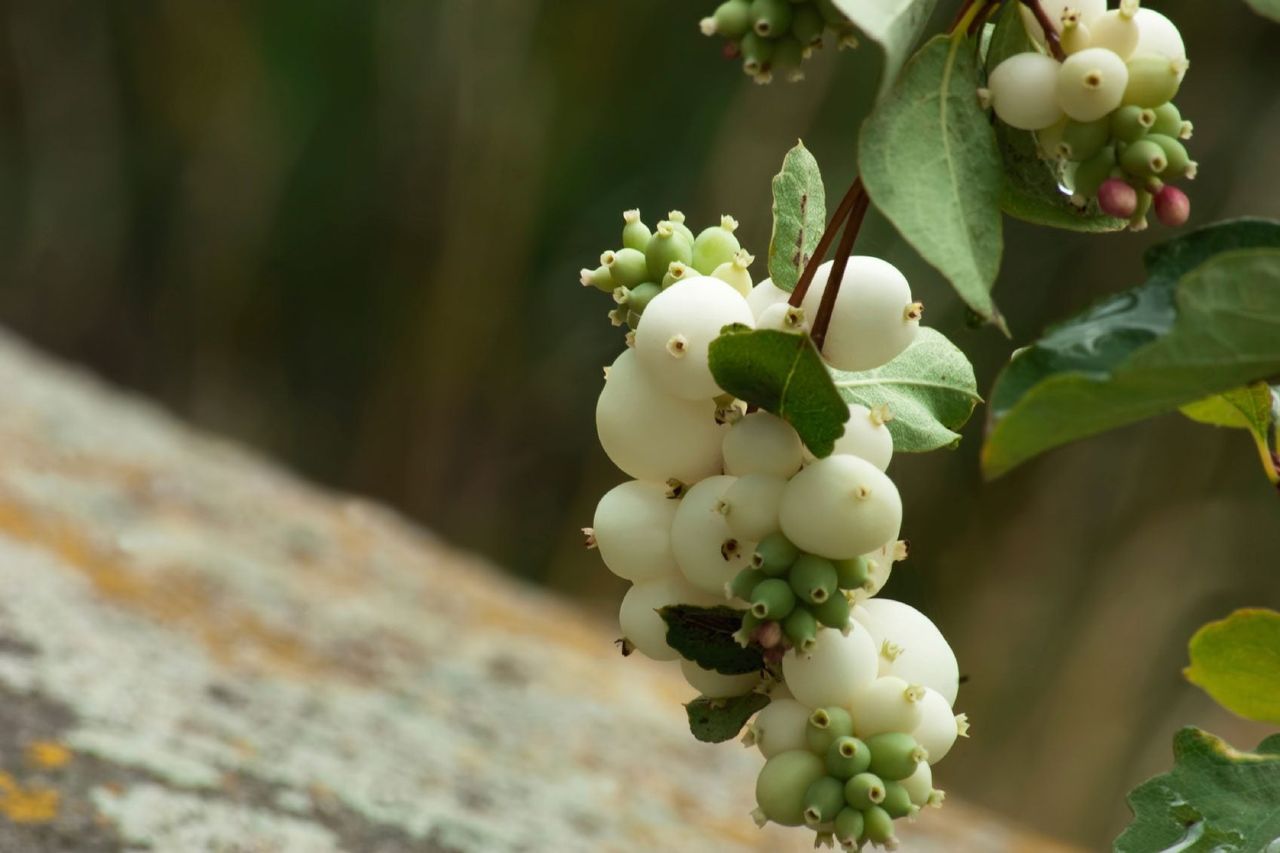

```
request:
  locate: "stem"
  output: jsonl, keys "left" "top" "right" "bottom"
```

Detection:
{"left": 788, "top": 178, "right": 863, "bottom": 310}
{"left": 1018, "top": 0, "right": 1066, "bottom": 60}
{"left": 810, "top": 189, "right": 870, "bottom": 352}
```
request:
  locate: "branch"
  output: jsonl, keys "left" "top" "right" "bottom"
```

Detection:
{"left": 1019, "top": 0, "right": 1066, "bottom": 60}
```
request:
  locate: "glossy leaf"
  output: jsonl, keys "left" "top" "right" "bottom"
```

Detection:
{"left": 831, "top": 328, "right": 982, "bottom": 452}
{"left": 768, "top": 142, "right": 827, "bottom": 294}
{"left": 685, "top": 692, "right": 770, "bottom": 744}
{"left": 832, "top": 0, "right": 940, "bottom": 95}
{"left": 660, "top": 604, "right": 763, "bottom": 676}
{"left": 1185, "top": 609, "right": 1280, "bottom": 725}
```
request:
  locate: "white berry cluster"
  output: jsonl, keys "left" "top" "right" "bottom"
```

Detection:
{"left": 583, "top": 213, "right": 966, "bottom": 849}
{"left": 982, "top": 0, "right": 1195, "bottom": 229}
{"left": 699, "top": 0, "right": 857, "bottom": 84}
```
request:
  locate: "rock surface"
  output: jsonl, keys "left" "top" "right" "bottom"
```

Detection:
{"left": 0, "top": 331, "right": 1075, "bottom": 852}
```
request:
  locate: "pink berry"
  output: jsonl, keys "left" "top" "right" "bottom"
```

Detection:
{"left": 1097, "top": 178, "right": 1138, "bottom": 219}
{"left": 1154, "top": 185, "right": 1191, "bottom": 227}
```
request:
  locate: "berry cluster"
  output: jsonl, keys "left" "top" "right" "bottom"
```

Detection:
{"left": 699, "top": 0, "right": 857, "bottom": 84}
{"left": 982, "top": 0, "right": 1195, "bottom": 230}
{"left": 583, "top": 209, "right": 966, "bottom": 849}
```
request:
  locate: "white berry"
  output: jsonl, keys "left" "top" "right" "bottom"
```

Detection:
{"left": 986, "top": 53, "right": 1065, "bottom": 131}
{"left": 1057, "top": 47, "right": 1129, "bottom": 122}
{"left": 746, "top": 277, "right": 790, "bottom": 320}
{"left": 1089, "top": 4, "right": 1141, "bottom": 61}
{"left": 829, "top": 403, "right": 894, "bottom": 471}
{"left": 634, "top": 276, "right": 754, "bottom": 400}
{"left": 911, "top": 687, "right": 962, "bottom": 764}
{"left": 671, "top": 475, "right": 756, "bottom": 595}
{"left": 851, "top": 675, "right": 926, "bottom": 738}
{"left": 855, "top": 598, "right": 960, "bottom": 706}
{"left": 619, "top": 575, "right": 718, "bottom": 661}
{"left": 778, "top": 455, "right": 902, "bottom": 560}
{"left": 680, "top": 658, "right": 761, "bottom": 699}
{"left": 718, "top": 473, "right": 786, "bottom": 543}
{"left": 1019, "top": 0, "right": 1106, "bottom": 46}
{"left": 1133, "top": 8, "right": 1187, "bottom": 80}
{"left": 592, "top": 480, "right": 681, "bottom": 582}
{"left": 781, "top": 618, "right": 879, "bottom": 708}
{"left": 750, "top": 697, "right": 814, "bottom": 757}
{"left": 723, "top": 411, "right": 804, "bottom": 479}
{"left": 800, "top": 257, "right": 919, "bottom": 372}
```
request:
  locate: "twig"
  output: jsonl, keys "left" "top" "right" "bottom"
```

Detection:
{"left": 810, "top": 190, "right": 870, "bottom": 351}
{"left": 1018, "top": 0, "right": 1066, "bottom": 60}
{"left": 788, "top": 178, "right": 864, "bottom": 310}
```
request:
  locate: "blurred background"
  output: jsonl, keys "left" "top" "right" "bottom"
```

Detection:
{"left": 0, "top": 0, "right": 1277, "bottom": 847}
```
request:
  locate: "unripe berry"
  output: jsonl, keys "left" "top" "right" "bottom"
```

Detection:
{"left": 1147, "top": 134, "right": 1192, "bottom": 178}
{"left": 623, "top": 281, "right": 661, "bottom": 315}
{"left": 829, "top": 403, "right": 894, "bottom": 471}
{"left": 1058, "top": 117, "right": 1110, "bottom": 162}
{"left": 580, "top": 264, "right": 615, "bottom": 293}
{"left": 1149, "top": 102, "right": 1183, "bottom": 138}
{"left": 711, "top": 250, "right": 754, "bottom": 298}
{"left": 770, "top": 36, "right": 807, "bottom": 83}
{"left": 751, "top": 577, "right": 796, "bottom": 620}
{"left": 746, "top": 277, "right": 790, "bottom": 319}
{"left": 661, "top": 260, "right": 697, "bottom": 289}
{"left": 881, "top": 782, "right": 915, "bottom": 819}
{"left": 900, "top": 761, "right": 935, "bottom": 807}
{"left": 755, "top": 750, "right": 826, "bottom": 827}
{"left": 857, "top": 541, "right": 901, "bottom": 601}
{"left": 865, "top": 731, "right": 927, "bottom": 782}
{"left": 592, "top": 480, "right": 680, "bottom": 583}
{"left": 740, "top": 31, "right": 775, "bottom": 77}
{"left": 729, "top": 566, "right": 766, "bottom": 601}
{"left": 692, "top": 215, "right": 743, "bottom": 275}
{"left": 723, "top": 411, "right": 804, "bottom": 479}
{"left": 665, "top": 211, "right": 695, "bottom": 244}
{"left": 811, "top": 589, "right": 851, "bottom": 630}
{"left": 1034, "top": 116, "right": 1068, "bottom": 161}
{"left": 985, "top": 53, "right": 1064, "bottom": 131}
{"left": 753, "top": 531, "right": 800, "bottom": 576}
{"left": 1120, "top": 137, "right": 1168, "bottom": 178}
{"left": 834, "top": 555, "right": 870, "bottom": 590}
{"left": 602, "top": 247, "right": 649, "bottom": 288}
{"left": 814, "top": 0, "right": 848, "bottom": 26}
{"left": 826, "top": 736, "right": 872, "bottom": 780}
{"left": 1133, "top": 8, "right": 1187, "bottom": 75}
{"left": 1122, "top": 54, "right": 1185, "bottom": 108}
{"left": 1097, "top": 178, "right": 1139, "bottom": 219}
{"left": 757, "top": 302, "right": 808, "bottom": 334}
{"left": 634, "top": 275, "right": 754, "bottom": 400}
{"left": 751, "top": 698, "right": 812, "bottom": 757}
{"left": 834, "top": 807, "right": 865, "bottom": 849}
{"left": 856, "top": 598, "right": 961, "bottom": 705}
{"left": 701, "top": 0, "right": 752, "bottom": 39}
{"left": 672, "top": 475, "right": 757, "bottom": 595}
{"left": 1088, "top": 0, "right": 1141, "bottom": 60}
{"left": 621, "top": 209, "right": 652, "bottom": 252}
{"left": 843, "top": 772, "right": 886, "bottom": 810}
{"left": 851, "top": 676, "right": 926, "bottom": 738}
{"left": 644, "top": 221, "right": 694, "bottom": 282}
{"left": 718, "top": 473, "right": 786, "bottom": 543}
{"left": 791, "top": 3, "right": 824, "bottom": 45}
{"left": 619, "top": 574, "right": 718, "bottom": 661}
{"left": 800, "top": 257, "right": 918, "bottom": 371}
{"left": 789, "top": 554, "right": 839, "bottom": 605}
{"left": 1057, "top": 48, "right": 1129, "bottom": 122}
{"left": 1059, "top": 15, "right": 1091, "bottom": 55}
{"left": 1153, "top": 184, "right": 1190, "bottom": 227}
{"left": 806, "top": 706, "right": 855, "bottom": 755}
{"left": 782, "top": 619, "right": 878, "bottom": 707}
{"left": 1071, "top": 144, "right": 1117, "bottom": 201}
{"left": 804, "top": 776, "right": 846, "bottom": 826}
{"left": 1110, "top": 104, "right": 1155, "bottom": 143}
{"left": 750, "top": 0, "right": 793, "bottom": 37}
{"left": 1018, "top": 0, "right": 1106, "bottom": 47}
{"left": 783, "top": 605, "right": 818, "bottom": 653}
{"left": 779, "top": 455, "right": 903, "bottom": 560}
{"left": 680, "top": 658, "right": 760, "bottom": 699}
{"left": 596, "top": 349, "right": 725, "bottom": 483}
{"left": 912, "top": 687, "right": 964, "bottom": 763}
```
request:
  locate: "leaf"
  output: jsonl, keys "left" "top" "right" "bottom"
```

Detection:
{"left": 860, "top": 35, "right": 1005, "bottom": 328}
{"left": 708, "top": 326, "right": 850, "bottom": 457}
{"left": 1244, "top": 0, "right": 1280, "bottom": 23}
{"left": 983, "top": 219, "right": 1280, "bottom": 479}
{"left": 982, "top": 1, "right": 1125, "bottom": 233}
{"left": 685, "top": 693, "right": 770, "bottom": 744}
{"left": 1116, "top": 728, "right": 1280, "bottom": 853}
{"left": 1180, "top": 384, "right": 1280, "bottom": 486}
{"left": 768, "top": 142, "right": 827, "bottom": 294}
{"left": 659, "top": 604, "right": 764, "bottom": 676}
{"left": 831, "top": 0, "right": 940, "bottom": 96}
{"left": 831, "top": 328, "right": 982, "bottom": 452}
{"left": 1185, "top": 609, "right": 1280, "bottom": 726}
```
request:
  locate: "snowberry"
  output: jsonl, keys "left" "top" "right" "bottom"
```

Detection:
{"left": 789, "top": 554, "right": 838, "bottom": 606}
{"left": 1133, "top": 8, "right": 1187, "bottom": 76}
{"left": 580, "top": 264, "right": 614, "bottom": 293}
{"left": 1088, "top": 1, "right": 1141, "bottom": 61}
{"left": 843, "top": 771, "right": 886, "bottom": 810}
{"left": 746, "top": 278, "right": 790, "bottom": 319}
{"left": 778, "top": 455, "right": 903, "bottom": 560}
{"left": 750, "top": 697, "right": 813, "bottom": 757}
{"left": 855, "top": 598, "right": 960, "bottom": 705}
{"left": 671, "top": 475, "right": 757, "bottom": 595}
{"left": 634, "top": 276, "right": 755, "bottom": 400}
{"left": 911, "top": 687, "right": 964, "bottom": 764}
{"left": 825, "top": 735, "right": 872, "bottom": 780}
{"left": 858, "top": 540, "right": 904, "bottom": 600}
{"left": 711, "top": 250, "right": 754, "bottom": 298}
{"left": 1057, "top": 48, "right": 1129, "bottom": 122}
{"left": 753, "top": 530, "right": 800, "bottom": 576}
{"left": 756, "top": 302, "right": 808, "bottom": 334}
{"left": 800, "top": 257, "right": 919, "bottom": 372}
{"left": 693, "top": 215, "right": 742, "bottom": 275}
{"left": 679, "top": 658, "right": 760, "bottom": 699}
{"left": 718, "top": 473, "right": 786, "bottom": 543}
{"left": 619, "top": 574, "right": 717, "bottom": 661}
{"left": 783, "top": 606, "right": 819, "bottom": 652}
{"left": 665, "top": 210, "right": 695, "bottom": 245}
{"left": 591, "top": 480, "right": 680, "bottom": 583}
{"left": 750, "top": 0, "right": 793, "bottom": 37}
{"left": 595, "top": 349, "right": 725, "bottom": 483}
{"left": 754, "top": 750, "right": 826, "bottom": 827}
{"left": 1097, "top": 178, "right": 1139, "bottom": 219}
{"left": 833, "top": 807, "right": 865, "bottom": 849}
{"left": 601, "top": 247, "right": 649, "bottom": 289}
{"left": 644, "top": 221, "right": 694, "bottom": 282}
{"left": 1120, "top": 138, "right": 1168, "bottom": 178}
{"left": 781, "top": 618, "right": 878, "bottom": 708}
{"left": 1058, "top": 117, "right": 1110, "bottom": 162}
{"left": 865, "top": 731, "right": 927, "bottom": 781}
{"left": 1018, "top": 0, "right": 1106, "bottom": 47}
{"left": 806, "top": 705, "right": 855, "bottom": 755}
{"left": 851, "top": 675, "right": 926, "bottom": 738}
{"left": 880, "top": 781, "right": 915, "bottom": 819}
{"left": 899, "top": 761, "right": 936, "bottom": 807}
{"left": 811, "top": 591, "right": 852, "bottom": 631}
{"left": 985, "top": 53, "right": 1065, "bottom": 131}
{"left": 723, "top": 411, "right": 804, "bottom": 479}
{"left": 621, "top": 209, "right": 652, "bottom": 252}
{"left": 1122, "top": 54, "right": 1184, "bottom": 108}
{"left": 802, "top": 776, "right": 846, "bottom": 826}
{"left": 750, "top": 577, "right": 796, "bottom": 621}
{"left": 828, "top": 403, "right": 894, "bottom": 471}
{"left": 1110, "top": 104, "right": 1155, "bottom": 143}
{"left": 1153, "top": 184, "right": 1190, "bottom": 227}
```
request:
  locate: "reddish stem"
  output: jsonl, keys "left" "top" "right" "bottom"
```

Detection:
{"left": 810, "top": 190, "right": 870, "bottom": 352}
{"left": 788, "top": 178, "right": 864, "bottom": 310}
{"left": 1019, "top": 0, "right": 1066, "bottom": 60}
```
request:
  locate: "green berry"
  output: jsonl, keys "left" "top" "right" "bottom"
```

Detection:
{"left": 751, "top": 578, "right": 796, "bottom": 620}
{"left": 783, "top": 605, "right": 818, "bottom": 652}
{"left": 771, "top": 36, "right": 806, "bottom": 81}
{"left": 753, "top": 532, "right": 799, "bottom": 576}
{"left": 833, "top": 556, "right": 869, "bottom": 590}
{"left": 730, "top": 567, "right": 766, "bottom": 601}
{"left": 811, "top": 591, "right": 851, "bottom": 630}
{"left": 711, "top": 249, "right": 753, "bottom": 297}
{"left": 750, "top": 0, "right": 793, "bottom": 37}
{"left": 1110, "top": 104, "right": 1155, "bottom": 143}
{"left": 603, "top": 247, "right": 648, "bottom": 288}
{"left": 623, "top": 282, "right": 660, "bottom": 315}
{"left": 706, "top": 0, "right": 752, "bottom": 39}
{"left": 862, "top": 805, "right": 898, "bottom": 847}
{"left": 791, "top": 4, "right": 824, "bottom": 45}
{"left": 1147, "top": 133, "right": 1192, "bottom": 178}
{"left": 865, "top": 732, "right": 927, "bottom": 782}
{"left": 1120, "top": 138, "right": 1168, "bottom": 179}
{"left": 1072, "top": 145, "right": 1117, "bottom": 200}
{"left": 644, "top": 222, "right": 693, "bottom": 282}
{"left": 803, "top": 776, "right": 846, "bottom": 826}
{"left": 740, "top": 30, "right": 776, "bottom": 76}
{"left": 825, "top": 736, "right": 872, "bottom": 780}
{"left": 789, "top": 554, "right": 838, "bottom": 605}
{"left": 881, "top": 781, "right": 914, "bottom": 819}
{"left": 691, "top": 215, "right": 742, "bottom": 274}
{"left": 665, "top": 210, "right": 695, "bottom": 244}
{"left": 833, "top": 808, "right": 865, "bottom": 848}
{"left": 755, "top": 750, "right": 826, "bottom": 827}
{"left": 621, "top": 209, "right": 651, "bottom": 252}
{"left": 580, "top": 264, "right": 614, "bottom": 293}
{"left": 661, "top": 260, "right": 696, "bottom": 289}
{"left": 806, "top": 706, "right": 854, "bottom": 755}
{"left": 734, "top": 610, "right": 762, "bottom": 646}
{"left": 843, "top": 772, "right": 885, "bottom": 810}
{"left": 1058, "top": 117, "right": 1110, "bottom": 161}
{"left": 1149, "top": 102, "right": 1183, "bottom": 138}
{"left": 1122, "top": 55, "right": 1184, "bottom": 108}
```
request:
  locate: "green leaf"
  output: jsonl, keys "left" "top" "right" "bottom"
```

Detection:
{"left": 685, "top": 693, "right": 770, "bottom": 744}
{"left": 860, "top": 35, "right": 1005, "bottom": 328}
{"left": 831, "top": 328, "right": 982, "bottom": 452}
{"left": 1185, "top": 609, "right": 1280, "bottom": 725}
{"left": 659, "top": 604, "right": 763, "bottom": 676}
{"left": 983, "top": 219, "right": 1280, "bottom": 479}
{"left": 1244, "top": 0, "right": 1280, "bottom": 23}
{"left": 768, "top": 142, "right": 827, "bottom": 294}
{"left": 831, "top": 0, "right": 940, "bottom": 96}
{"left": 708, "top": 326, "right": 850, "bottom": 457}
{"left": 1180, "top": 384, "right": 1280, "bottom": 486}
{"left": 1116, "top": 727, "right": 1280, "bottom": 853}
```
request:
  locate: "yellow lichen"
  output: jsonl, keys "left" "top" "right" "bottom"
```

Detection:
{"left": 26, "top": 741, "right": 72, "bottom": 770}
{"left": 0, "top": 773, "right": 59, "bottom": 823}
